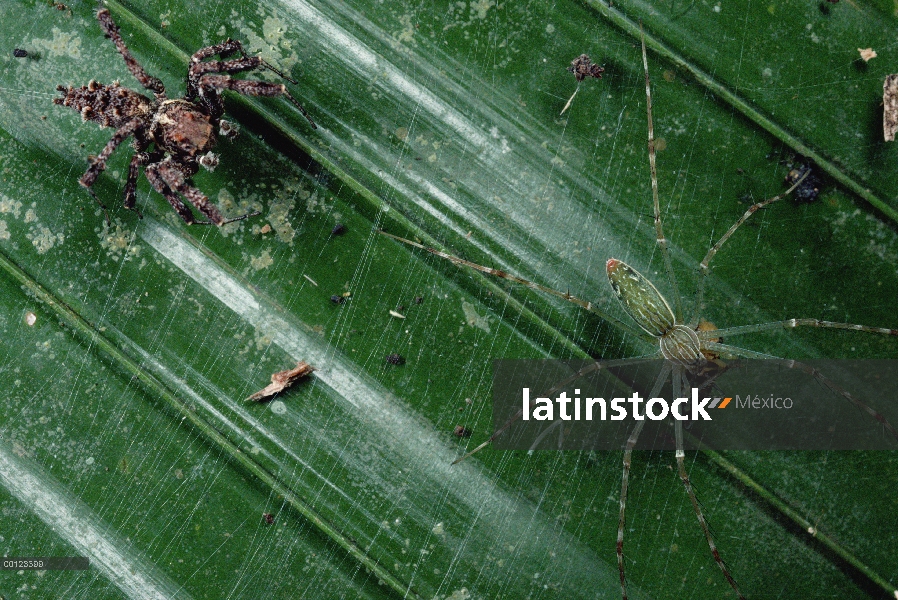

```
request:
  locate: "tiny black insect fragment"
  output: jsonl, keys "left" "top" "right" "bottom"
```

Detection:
{"left": 331, "top": 223, "right": 346, "bottom": 236}
{"left": 330, "top": 294, "right": 345, "bottom": 304}
{"left": 453, "top": 425, "right": 472, "bottom": 438}
{"left": 413, "top": 296, "right": 423, "bottom": 304}
{"left": 567, "top": 54, "right": 605, "bottom": 82}
{"left": 263, "top": 512, "right": 274, "bottom": 525}
{"left": 13, "top": 48, "right": 28, "bottom": 58}
{"left": 385, "top": 353, "right": 405, "bottom": 365}
{"left": 785, "top": 165, "right": 822, "bottom": 204}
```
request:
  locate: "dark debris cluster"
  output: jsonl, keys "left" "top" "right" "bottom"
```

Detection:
{"left": 567, "top": 54, "right": 605, "bottom": 82}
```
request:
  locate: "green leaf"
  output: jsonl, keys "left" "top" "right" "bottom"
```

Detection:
{"left": 1, "top": 1, "right": 896, "bottom": 599}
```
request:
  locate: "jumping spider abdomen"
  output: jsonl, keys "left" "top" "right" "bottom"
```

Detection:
{"left": 54, "top": 8, "right": 316, "bottom": 227}
{"left": 54, "top": 81, "right": 152, "bottom": 128}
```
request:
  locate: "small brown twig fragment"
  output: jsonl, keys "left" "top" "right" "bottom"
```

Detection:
{"left": 884, "top": 74, "right": 898, "bottom": 142}
{"left": 246, "top": 361, "right": 315, "bottom": 402}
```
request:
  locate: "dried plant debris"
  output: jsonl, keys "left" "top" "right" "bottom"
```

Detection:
{"left": 247, "top": 361, "right": 315, "bottom": 402}
{"left": 561, "top": 54, "right": 605, "bottom": 115}
{"left": 567, "top": 54, "right": 605, "bottom": 82}
{"left": 785, "top": 164, "right": 822, "bottom": 203}
{"left": 858, "top": 48, "right": 877, "bottom": 63}
{"left": 885, "top": 74, "right": 898, "bottom": 142}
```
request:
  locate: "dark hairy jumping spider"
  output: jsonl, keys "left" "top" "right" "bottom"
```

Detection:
{"left": 54, "top": 8, "right": 316, "bottom": 226}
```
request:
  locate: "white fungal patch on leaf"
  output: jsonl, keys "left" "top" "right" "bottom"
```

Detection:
{"left": 226, "top": 9, "right": 301, "bottom": 74}
{"left": 27, "top": 225, "right": 64, "bottom": 254}
{"left": 0, "top": 196, "right": 23, "bottom": 218}
{"left": 250, "top": 249, "right": 274, "bottom": 271}
{"left": 461, "top": 300, "right": 490, "bottom": 333}
{"left": 98, "top": 219, "right": 140, "bottom": 261}
{"left": 31, "top": 27, "right": 82, "bottom": 60}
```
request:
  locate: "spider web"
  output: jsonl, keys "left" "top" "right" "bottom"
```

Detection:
{"left": 0, "top": 1, "right": 896, "bottom": 599}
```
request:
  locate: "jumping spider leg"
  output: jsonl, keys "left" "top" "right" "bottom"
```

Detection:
{"left": 82, "top": 174, "right": 112, "bottom": 227}
{"left": 185, "top": 38, "right": 317, "bottom": 130}
{"left": 53, "top": 9, "right": 315, "bottom": 226}
{"left": 379, "top": 24, "right": 898, "bottom": 600}
{"left": 96, "top": 8, "right": 165, "bottom": 100}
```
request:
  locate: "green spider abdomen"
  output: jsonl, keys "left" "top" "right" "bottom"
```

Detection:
{"left": 606, "top": 258, "right": 676, "bottom": 337}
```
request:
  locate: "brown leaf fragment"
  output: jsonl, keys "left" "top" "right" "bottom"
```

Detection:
{"left": 884, "top": 74, "right": 898, "bottom": 142}
{"left": 246, "top": 361, "right": 315, "bottom": 402}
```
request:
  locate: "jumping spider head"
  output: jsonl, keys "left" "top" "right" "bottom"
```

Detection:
{"left": 54, "top": 8, "right": 316, "bottom": 226}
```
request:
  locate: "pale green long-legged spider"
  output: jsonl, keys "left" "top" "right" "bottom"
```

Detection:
{"left": 379, "top": 26, "right": 898, "bottom": 600}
